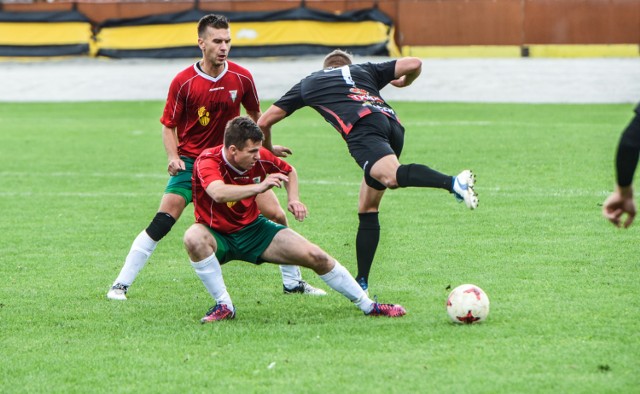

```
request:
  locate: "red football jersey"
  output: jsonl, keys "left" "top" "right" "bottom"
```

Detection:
{"left": 192, "top": 145, "right": 293, "bottom": 233}
{"left": 160, "top": 61, "right": 260, "bottom": 158}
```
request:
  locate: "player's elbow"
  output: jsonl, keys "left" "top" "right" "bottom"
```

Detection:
{"left": 397, "top": 57, "right": 422, "bottom": 77}
{"left": 210, "top": 191, "right": 228, "bottom": 204}
{"left": 405, "top": 57, "right": 422, "bottom": 71}
{"left": 256, "top": 113, "right": 271, "bottom": 130}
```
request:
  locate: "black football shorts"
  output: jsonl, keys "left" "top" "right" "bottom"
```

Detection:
{"left": 345, "top": 112, "right": 405, "bottom": 190}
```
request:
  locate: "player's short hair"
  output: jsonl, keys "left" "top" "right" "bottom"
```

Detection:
{"left": 197, "top": 14, "right": 230, "bottom": 38}
{"left": 323, "top": 49, "right": 354, "bottom": 69}
{"left": 224, "top": 116, "right": 264, "bottom": 149}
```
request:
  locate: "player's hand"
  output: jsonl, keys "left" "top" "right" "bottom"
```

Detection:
{"left": 260, "top": 173, "right": 289, "bottom": 192}
{"left": 272, "top": 145, "right": 293, "bottom": 158}
{"left": 287, "top": 200, "right": 308, "bottom": 222}
{"left": 168, "top": 158, "right": 186, "bottom": 176}
{"left": 603, "top": 189, "right": 636, "bottom": 228}
{"left": 390, "top": 76, "right": 407, "bottom": 88}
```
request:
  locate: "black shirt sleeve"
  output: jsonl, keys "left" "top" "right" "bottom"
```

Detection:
{"left": 615, "top": 105, "right": 640, "bottom": 187}
{"left": 273, "top": 81, "right": 305, "bottom": 116}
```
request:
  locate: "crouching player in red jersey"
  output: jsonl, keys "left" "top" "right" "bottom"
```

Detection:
{"left": 184, "top": 116, "right": 406, "bottom": 322}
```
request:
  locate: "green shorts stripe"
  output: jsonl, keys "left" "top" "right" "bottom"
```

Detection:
{"left": 207, "top": 215, "right": 286, "bottom": 264}
{"left": 164, "top": 156, "right": 194, "bottom": 204}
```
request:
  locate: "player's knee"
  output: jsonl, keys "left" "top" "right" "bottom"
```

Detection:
{"left": 182, "top": 226, "right": 200, "bottom": 251}
{"left": 304, "top": 245, "right": 332, "bottom": 272}
{"left": 368, "top": 171, "right": 398, "bottom": 190}
{"left": 183, "top": 225, "right": 212, "bottom": 259}
{"left": 145, "top": 212, "right": 176, "bottom": 242}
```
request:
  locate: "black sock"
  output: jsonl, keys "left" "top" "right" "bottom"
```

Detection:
{"left": 355, "top": 212, "right": 380, "bottom": 285}
{"left": 396, "top": 163, "right": 453, "bottom": 191}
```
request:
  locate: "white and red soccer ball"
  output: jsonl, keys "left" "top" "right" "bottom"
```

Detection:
{"left": 446, "top": 284, "right": 490, "bottom": 324}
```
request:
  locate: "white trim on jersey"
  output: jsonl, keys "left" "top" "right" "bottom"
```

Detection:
{"left": 192, "top": 61, "right": 229, "bottom": 82}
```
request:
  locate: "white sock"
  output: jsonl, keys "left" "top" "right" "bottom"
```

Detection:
{"left": 319, "top": 261, "right": 374, "bottom": 313}
{"left": 113, "top": 230, "right": 158, "bottom": 287}
{"left": 191, "top": 254, "right": 233, "bottom": 309}
{"left": 280, "top": 265, "right": 303, "bottom": 289}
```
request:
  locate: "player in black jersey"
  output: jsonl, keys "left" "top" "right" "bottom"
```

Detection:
{"left": 603, "top": 103, "right": 640, "bottom": 228}
{"left": 258, "top": 50, "right": 478, "bottom": 292}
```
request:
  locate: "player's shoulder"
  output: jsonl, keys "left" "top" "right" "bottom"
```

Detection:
{"left": 172, "top": 63, "right": 199, "bottom": 82}
{"left": 226, "top": 60, "right": 253, "bottom": 77}
{"left": 198, "top": 145, "right": 224, "bottom": 161}
{"left": 255, "top": 146, "right": 274, "bottom": 160}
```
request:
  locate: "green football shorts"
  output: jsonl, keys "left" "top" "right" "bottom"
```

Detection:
{"left": 164, "top": 156, "right": 195, "bottom": 204}
{"left": 207, "top": 215, "right": 287, "bottom": 264}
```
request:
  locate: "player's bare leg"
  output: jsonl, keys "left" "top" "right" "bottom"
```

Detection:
{"left": 256, "top": 190, "right": 326, "bottom": 296}
{"left": 262, "top": 229, "right": 405, "bottom": 317}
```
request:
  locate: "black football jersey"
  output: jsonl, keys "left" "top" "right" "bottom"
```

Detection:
{"left": 274, "top": 60, "right": 400, "bottom": 137}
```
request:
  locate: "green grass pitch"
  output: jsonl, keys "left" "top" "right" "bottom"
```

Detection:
{"left": 1, "top": 100, "right": 638, "bottom": 392}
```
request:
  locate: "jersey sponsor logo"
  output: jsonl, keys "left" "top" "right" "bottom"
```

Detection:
{"left": 209, "top": 101, "right": 230, "bottom": 113}
{"left": 229, "top": 90, "right": 238, "bottom": 102}
{"left": 347, "top": 87, "right": 385, "bottom": 105}
{"left": 209, "top": 87, "right": 225, "bottom": 92}
{"left": 197, "top": 106, "right": 210, "bottom": 126}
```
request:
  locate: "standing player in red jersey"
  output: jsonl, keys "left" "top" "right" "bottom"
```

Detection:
{"left": 184, "top": 116, "right": 406, "bottom": 322}
{"left": 107, "top": 14, "right": 325, "bottom": 300}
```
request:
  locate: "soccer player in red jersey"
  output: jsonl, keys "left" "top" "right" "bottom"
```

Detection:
{"left": 185, "top": 116, "right": 406, "bottom": 322}
{"left": 107, "top": 14, "right": 324, "bottom": 300}
{"left": 258, "top": 50, "right": 478, "bottom": 294}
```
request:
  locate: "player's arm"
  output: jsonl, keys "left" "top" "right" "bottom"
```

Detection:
{"left": 206, "top": 173, "right": 289, "bottom": 203}
{"left": 245, "top": 109, "right": 262, "bottom": 124}
{"left": 603, "top": 110, "right": 640, "bottom": 228}
{"left": 390, "top": 57, "right": 422, "bottom": 88}
{"left": 162, "top": 124, "right": 185, "bottom": 175}
{"left": 257, "top": 105, "right": 289, "bottom": 155}
{"left": 283, "top": 166, "right": 308, "bottom": 222}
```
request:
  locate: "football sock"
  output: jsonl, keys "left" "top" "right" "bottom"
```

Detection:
{"left": 355, "top": 212, "right": 380, "bottom": 285}
{"left": 319, "top": 261, "right": 374, "bottom": 312}
{"left": 279, "top": 265, "right": 303, "bottom": 289}
{"left": 113, "top": 230, "right": 158, "bottom": 286}
{"left": 396, "top": 164, "right": 454, "bottom": 191}
{"left": 191, "top": 254, "right": 233, "bottom": 309}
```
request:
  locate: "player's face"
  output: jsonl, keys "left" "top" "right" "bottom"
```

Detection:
{"left": 230, "top": 140, "right": 262, "bottom": 170}
{"left": 199, "top": 26, "right": 231, "bottom": 67}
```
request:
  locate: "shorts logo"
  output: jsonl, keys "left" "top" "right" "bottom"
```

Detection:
{"left": 197, "top": 106, "right": 210, "bottom": 126}
{"left": 229, "top": 90, "right": 238, "bottom": 102}
{"left": 227, "top": 201, "right": 237, "bottom": 208}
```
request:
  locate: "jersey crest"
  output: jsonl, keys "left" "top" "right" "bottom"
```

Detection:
{"left": 197, "top": 106, "right": 210, "bottom": 126}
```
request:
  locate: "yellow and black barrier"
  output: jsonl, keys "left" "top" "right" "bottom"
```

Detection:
{"left": 0, "top": 11, "right": 92, "bottom": 57}
{"left": 95, "top": 7, "right": 399, "bottom": 58}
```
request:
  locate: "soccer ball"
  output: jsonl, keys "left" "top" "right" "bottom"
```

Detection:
{"left": 446, "top": 284, "right": 490, "bottom": 324}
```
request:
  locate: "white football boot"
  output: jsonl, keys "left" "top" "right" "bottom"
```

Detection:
{"left": 453, "top": 170, "right": 478, "bottom": 209}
